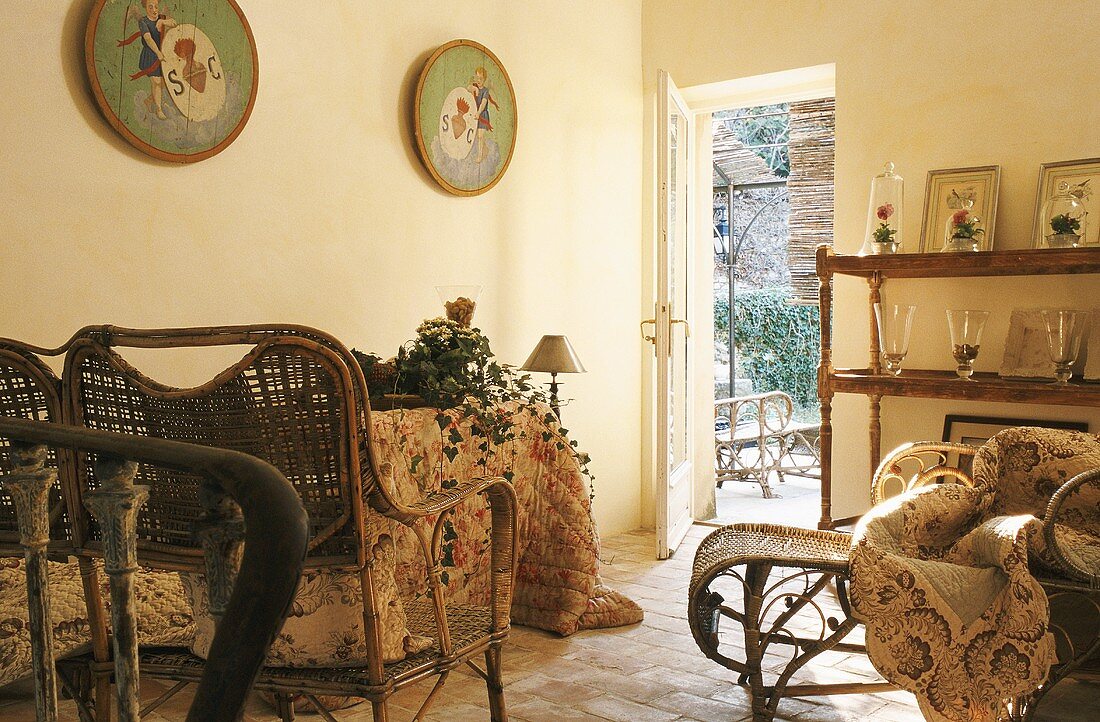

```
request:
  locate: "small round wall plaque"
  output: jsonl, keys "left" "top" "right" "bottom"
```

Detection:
{"left": 414, "top": 40, "right": 517, "bottom": 196}
{"left": 85, "top": 0, "right": 258, "bottom": 163}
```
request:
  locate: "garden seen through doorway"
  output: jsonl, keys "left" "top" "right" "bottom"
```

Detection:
{"left": 711, "top": 100, "right": 832, "bottom": 528}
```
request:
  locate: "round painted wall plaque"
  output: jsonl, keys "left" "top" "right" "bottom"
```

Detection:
{"left": 414, "top": 40, "right": 517, "bottom": 196}
{"left": 85, "top": 0, "right": 258, "bottom": 163}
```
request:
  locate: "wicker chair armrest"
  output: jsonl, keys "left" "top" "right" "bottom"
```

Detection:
{"left": 871, "top": 441, "right": 980, "bottom": 505}
{"left": 1042, "top": 467, "right": 1100, "bottom": 587}
{"left": 403, "top": 475, "right": 514, "bottom": 518}
{"left": 412, "top": 476, "right": 518, "bottom": 633}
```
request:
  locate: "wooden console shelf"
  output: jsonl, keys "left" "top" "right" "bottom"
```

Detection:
{"left": 831, "top": 369, "right": 1100, "bottom": 405}
{"left": 820, "top": 247, "right": 1100, "bottom": 279}
{"left": 814, "top": 245, "right": 1100, "bottom": 530}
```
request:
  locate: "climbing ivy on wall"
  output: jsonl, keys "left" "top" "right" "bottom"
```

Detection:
{"left": 730, "top": 288, "right": 820, "bottom": 406}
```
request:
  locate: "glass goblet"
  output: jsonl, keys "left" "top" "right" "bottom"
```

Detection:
{"left": 946, "top": 309, "right": 990, "bottom": 380}
{"left": 874, "top": 303, "right": 917, "bottom": 376}
{"left": 1042, "top": 309, "right": 1087, "bottom": 384}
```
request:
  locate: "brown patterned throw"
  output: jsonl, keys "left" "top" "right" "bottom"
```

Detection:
{"left": 850, "top": 483, "right": 1056, "bottom": 722}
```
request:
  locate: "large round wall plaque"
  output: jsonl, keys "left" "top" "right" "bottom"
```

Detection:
{"left": 85, "top": 0, "right": 258, "bottom": 163}
{"left": 414, "top": 40, "right": 517, "bottom": 196}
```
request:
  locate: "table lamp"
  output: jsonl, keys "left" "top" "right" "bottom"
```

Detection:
{"left": 520, "top": 335, "right": 586, "bottom": 420}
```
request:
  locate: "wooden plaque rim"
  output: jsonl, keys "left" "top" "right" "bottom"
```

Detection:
{"left": 413, "top": 39, "right": 518, "bottom": 197}
{"left": 84, "top": 0, "right": 260, "bottom": 164}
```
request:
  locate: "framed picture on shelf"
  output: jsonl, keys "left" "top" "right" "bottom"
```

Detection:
{"left": 1031, "top": 158, "right": 1100, "bottom": 248}
{"left": 918, "top": 166, "right": 1001, "bottom": 253}
{"left": 941, "top": 414, "right": 1089, "bottom": 475}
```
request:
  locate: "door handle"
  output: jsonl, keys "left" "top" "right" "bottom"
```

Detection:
{"left": 671, "top": 318, "right": 691, "bottom": 338}
{"left": 640, "top": 319, "right": 656, "bottom": 344}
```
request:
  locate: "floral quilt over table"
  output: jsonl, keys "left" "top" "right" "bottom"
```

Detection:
{"left": 371, "top": 402, "right": 643, "bottom": 635}
{"left": 850, "top": 426, "right": 1100, "bottom": 722}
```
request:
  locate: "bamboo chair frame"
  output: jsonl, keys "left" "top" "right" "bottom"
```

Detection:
{"left": 47, "top": 324, "right": 516, "bottom": 722}
{"left": 690, "top": 440, "right": 1099, "bottom": 722}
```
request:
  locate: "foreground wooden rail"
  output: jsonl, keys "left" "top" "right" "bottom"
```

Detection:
{"left": 0, "top": 416, "right": 309, "bottom": 722}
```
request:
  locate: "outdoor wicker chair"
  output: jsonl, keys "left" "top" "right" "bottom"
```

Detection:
{"left": 714, "top": 391, "right": 820, "bottom": 498}
{"left": 689, "top": 437, "right": 1099, "bottom": 722}
{"left": 53, "top": 325, "right": 517, "bottom": 722}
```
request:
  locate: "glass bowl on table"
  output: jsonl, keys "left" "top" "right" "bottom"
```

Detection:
{"left": 435, "top": 285, "right": 482, "bottom": 327}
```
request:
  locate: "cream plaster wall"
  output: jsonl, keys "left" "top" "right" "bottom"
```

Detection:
{"left": 643, "top": 0, "right": 1100, "bottom": 525}
{"left": 0, "top": 1, "right": 644, "bottom": 535}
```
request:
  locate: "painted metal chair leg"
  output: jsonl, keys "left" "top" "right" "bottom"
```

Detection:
{"left": 3, "top": 443, "right": 60, "bottom": 722}
{"left": 83, "top": 456, "right": 149, "bottom": 722}
{"left": 274, "top": 693, "right": 296, "bottom": 721}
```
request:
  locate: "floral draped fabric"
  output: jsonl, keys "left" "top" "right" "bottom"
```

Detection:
{"left": 371, "top": 402, "right": 643, "bottom": 635}
{"left": 851, "top": 426, "right": 1100, "bottom": 722}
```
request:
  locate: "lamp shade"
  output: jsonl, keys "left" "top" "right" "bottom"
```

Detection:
{"left": 521, "top": 335, "right": 586, "bottom": 374}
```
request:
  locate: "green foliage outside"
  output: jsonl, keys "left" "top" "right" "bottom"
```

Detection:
{"left": 716, "top": 288, "right": 820, "bottom": 407}
{"left": 717, "top": 103, "right": 790, "bottom": 177}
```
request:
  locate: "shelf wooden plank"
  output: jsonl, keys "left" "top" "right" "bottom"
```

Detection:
{"left": 830, "top": 368, "right": 1100, "bottom": 406}
{"left": 820, "top": 248, "right": 1100, "bottom": 279}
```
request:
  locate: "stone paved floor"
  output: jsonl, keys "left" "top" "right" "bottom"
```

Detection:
{"left": 1, "top": 526, "right": 1097, "bottom": 721}
{"left": 709, "top": 467, "right": 820, "bottom": 529}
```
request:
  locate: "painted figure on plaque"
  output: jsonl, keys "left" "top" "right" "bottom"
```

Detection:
{"left": 87, "top": 0, "right": 257, "bottom": 161}
{"left": 117, "top": 0, "right": 178, "bottom": 120}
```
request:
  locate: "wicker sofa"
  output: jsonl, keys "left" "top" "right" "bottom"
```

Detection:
{"left": 1, "top": 325, "right": 518, "bottom": 722}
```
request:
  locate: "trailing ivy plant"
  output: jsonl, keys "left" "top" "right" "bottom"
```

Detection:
{"left": 353, "top": 318, "right": 595, "bottom": 498}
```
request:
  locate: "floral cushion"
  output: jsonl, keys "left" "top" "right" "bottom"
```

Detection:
{"left": 0, "top": 558, "right": 193, "bottom": 688}
{"left": 183, "top": 534, "right": 431, "bottom": 668}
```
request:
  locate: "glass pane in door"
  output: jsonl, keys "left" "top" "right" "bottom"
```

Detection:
{"left": 668, "top": 103, "right": 690, "bottom": 477}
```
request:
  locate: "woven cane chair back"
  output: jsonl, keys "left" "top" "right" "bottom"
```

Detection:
{"left": 0, "top": 345, "right": 71, "bottom": 550}
{"left": 63, "top": 329, "right": 368, "bottom": 568}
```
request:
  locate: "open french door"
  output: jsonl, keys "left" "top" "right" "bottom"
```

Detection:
{"left": 654, "top": 70, "right": 693, "bottom": 559}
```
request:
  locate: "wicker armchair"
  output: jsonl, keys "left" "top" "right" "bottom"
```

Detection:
{"left": 0, "top": 415, "right": 309, "bottom": 722}
{"left": 51, "top": 325, "right": 517, "bottom": 722}
{"left": 690, "top": 434, "right": 1099, "bottom": 722}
